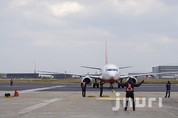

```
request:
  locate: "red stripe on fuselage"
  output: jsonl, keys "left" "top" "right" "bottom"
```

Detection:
{"left": 103, "top": 78, "right": 116, "bottom": 83}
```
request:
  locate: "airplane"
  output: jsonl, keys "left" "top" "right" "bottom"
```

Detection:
{"left": 39, "top": 42, "right": 178, "bottom": 89}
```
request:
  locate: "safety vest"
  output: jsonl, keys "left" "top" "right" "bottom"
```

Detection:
{"left": 82, "top": 82, "right": 86, "bottom": 88}
{"left": 126, "top": 83, "right": 134, "bottom": 92}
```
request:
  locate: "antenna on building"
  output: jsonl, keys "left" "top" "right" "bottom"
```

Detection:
{"left": 34, "top": 61, "right": 36, "bottom": 73}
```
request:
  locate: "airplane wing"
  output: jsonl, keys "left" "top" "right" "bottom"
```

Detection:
{"left": 81, "top": 66, "right": 132, "bottom": 70}
{"left": 38, "top": 71, "right": 101, "bottom": 79}
{"left": 120, "top": 71, "right": 178, "bottom": 79}
{"left": 38, "top": 70, "right": 85, "bottom": 77}
{"left": 119, "top": 66, "right": 132, "bottom": 69}
{"left": 80, "top": 66, "right": 102, "bottom": 70}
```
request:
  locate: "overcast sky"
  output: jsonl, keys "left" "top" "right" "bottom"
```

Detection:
{"left": 0, "top": 0, "right": 178, "bottom": 75}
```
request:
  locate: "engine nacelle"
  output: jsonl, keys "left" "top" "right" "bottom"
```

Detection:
{"left": 126, "top": 76, "right": 137, "bottom": 84}
{"left": 81, "top": 76, "right": 92, "bottom": 86}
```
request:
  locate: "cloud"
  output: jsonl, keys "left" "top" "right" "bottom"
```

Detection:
{"left": 1, "top": 0, "right": 178, "bottom": 74}
{"left": 112, "top": 0, "right": 169, "bottom": 16}
{"left": 0, "top": 47, "right": 13, "bottom": 54}
{"left": 31, "top": 40, "right": 52, "bottom": 47}
{"left": 109, "top": 40, "right": 156, "bottom": 53}
{"left": 12, "top": 27, "right": 113, "bottom": 49}
{"left": 153, "top": 35, "right": 178, "bottom": 44}
{"left": 8, "top": 0, "right": 34, "bottom": 8}
{"left": 47, "top": 2, "right": 85, "bottom": 17}
{"left": 70, "top": 28, "right": 114, "bottom": 38}
{"left": 31, "top": 39, "right": 102, "bottom": 50}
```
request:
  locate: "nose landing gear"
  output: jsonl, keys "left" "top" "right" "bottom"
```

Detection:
{"left": 110, "top": 83, "right": 114, "bottom": 89}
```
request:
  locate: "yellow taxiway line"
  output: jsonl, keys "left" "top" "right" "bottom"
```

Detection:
{"left": 96, "top": 88, "right": 144, "bottom": 100}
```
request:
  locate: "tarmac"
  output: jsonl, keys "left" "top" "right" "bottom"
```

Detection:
{"left": 0, "top": 83, "right": 177, "bottom": 118}
{"left": 0, "top": 83, "right": 178, "bottom": 92}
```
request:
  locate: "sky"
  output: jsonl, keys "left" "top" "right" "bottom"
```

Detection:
{"left": 0, "top": 0, "right": 178, "bottom": 75}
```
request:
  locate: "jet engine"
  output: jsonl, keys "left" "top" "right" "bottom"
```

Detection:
{"left": 81, "top": 76, "right": 92, "bottom": 86}
{"left": 126, "top": 76, "right": 137, "bottom": 84}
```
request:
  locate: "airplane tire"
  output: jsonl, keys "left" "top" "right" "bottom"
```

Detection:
{"left": 97, "top": 83, "right": 99, "bottom": 88}
{"left": 110, "top": 86, "right": 113, "bottom": 89}
{"left": 93, "top": 83, "right": 95, "bottom": 88}
{"left": 118, "top": 84, "right": 120, "bottom": 88}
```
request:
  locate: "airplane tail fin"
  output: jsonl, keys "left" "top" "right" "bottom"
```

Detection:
{"left": 105, "top": 41, "right": 108, "bottom": 65}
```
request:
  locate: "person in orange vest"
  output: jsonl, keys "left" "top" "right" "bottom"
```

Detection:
{"left": 10, "top": 79, "right": 13, "bottom": 86}
{"left": 100, "top": 80, "right": 105, "bottom": 97}
{"left": 119, "top": 76, "right": 147, "bottom": 111}
{"left": 81, "top": 80, "right": 87, "bottom": 97}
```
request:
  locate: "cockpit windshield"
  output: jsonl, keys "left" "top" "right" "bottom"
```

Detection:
{"left": 106, "top": 69, "right": 118, "bottom": 71}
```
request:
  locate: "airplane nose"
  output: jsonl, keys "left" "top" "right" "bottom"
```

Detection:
{"left": 109, "top": 72, "right": 117, "bottom": 78}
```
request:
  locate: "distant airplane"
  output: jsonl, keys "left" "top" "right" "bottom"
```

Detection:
{"left": 39, "top": 42, "right": 178, "bottom": 89}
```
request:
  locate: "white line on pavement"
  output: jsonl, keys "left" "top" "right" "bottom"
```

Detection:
{"left": 20, "top": 85, "right": 65, "bottom": 93}
{"left": 0, "top": 85, "right": 65, "bottom": 96}
{"left": 19, "top": 98, "right": 61, "bottom": 114}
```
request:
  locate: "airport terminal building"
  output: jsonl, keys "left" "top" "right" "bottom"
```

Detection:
{"left": 7, "top": 73, "right": 39, "bottom": 79}
{"left": 128, "top": 65, "right": 178, "bottom": 79}
{"left": 6, "top": 73, "right": 72, "bottom": 79}
{"left": 152, "top": 65, "right": 178, "bottom": 79}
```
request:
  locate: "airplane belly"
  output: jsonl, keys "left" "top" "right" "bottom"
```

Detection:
{"left": 103, "top": 77, "right": 117, "bottom": 83}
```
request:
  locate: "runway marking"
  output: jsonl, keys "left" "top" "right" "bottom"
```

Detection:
{"left": 162, "top": 108, "right": 178, "bottom": 117}
{"left": 96, "top": 97, "right": 143, "bottom": 101}
{"left": 20, "top": 85, "right": 65, "bottom": 93}
{"left": 0, "top": 85, "right": 64, "bottom": 96}
{"left": 112, "top": 89, "right": 119, "bottom": 97}
{"left": 19, "top": 98, "right": 61, "bottom": 114}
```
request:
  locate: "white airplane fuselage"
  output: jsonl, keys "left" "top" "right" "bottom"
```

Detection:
{"left": 101, "top": 64, "right": 120, "bottom": 83}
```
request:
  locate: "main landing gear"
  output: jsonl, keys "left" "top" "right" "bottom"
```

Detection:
{"left": 110, "top": 83, "right": 114, "bottom": 89}
{"left": 118, "top": 79, "right": 124, "bottom": 88}
{"left": 93, "top": 79, "right": 99, "bottom": 88}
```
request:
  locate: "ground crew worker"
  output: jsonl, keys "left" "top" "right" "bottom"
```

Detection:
{"left": 165, "top": 81, "right": 171, "bottom": 98}
{"left": 10, "top": 79, "right": 13, "bottom": 86}
{"left": 81, "top": 80, "right": 87, "bottom": 97}
{"left": 100, "top": 80, "right": 105, "bottom": 97}
{"left": 119, "top": 76, "right": 146, "bottom": 111}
